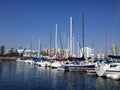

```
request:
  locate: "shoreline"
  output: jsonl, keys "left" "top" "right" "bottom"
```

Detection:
{"left": 0, "top": 57, "right": 17, "bottom": 61}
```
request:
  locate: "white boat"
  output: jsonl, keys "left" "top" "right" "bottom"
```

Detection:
{"left": 106, "top": 74, "right": 112, "bottom": 78}
{"left": 50, "top": 61, "right": 62, "bottom": 68}
{"left": 57, "top": 66, "right": 65, "bottom": 71}
{"left": 79, "top": 61, "right": 95, "bottom": 71}
{"left": 106, "top": 74, "right": 120, "bottom": 80}
{"left": 61, "top": 61, "right": 83, "bottom": 71}
{"left": 111, "top": 74, "right": 120, "bottom": 80}
{"left": 63, "top": 14, "right": 95, "bottom": 72}
{"left": 36, "top": 62, "right": 42, "bottom": 66}
{"left": 24, "top": 59, "right": 34, "bottom": 64}
{"left": 16, "top": 57, "right": 34, "bottom": 64}
{"left": 95, "top": 62, "right": 120, "bottom": 78}
{"left": 36, "top": 60, "right": 51, "bottom": 67}
{"left": 16, "top": 58, "right": 23, "bottom": 62}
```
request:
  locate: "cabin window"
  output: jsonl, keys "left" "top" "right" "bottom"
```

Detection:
{"left": 110, "top": 65, "right": 117, "bottom": 68}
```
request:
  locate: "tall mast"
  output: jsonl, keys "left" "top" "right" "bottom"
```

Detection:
{"left": 38, "top": 38, "right": 41, "bottom": 58}
{"left": 55, "top": 23, "right": 58, "bottom": 56}
{"left": 50, "top": 31, "right": 52, "bottom": 57}
{"left": 58, "top": 27, "right": 64, "bottom": 58}
{"left": 82, "top": 12, "right": 85, "bottom": 58}
{"left": 70, "top": 17, "right": 73, "bottom": 56}
{"left": 30, "top": 36, "right": 33, "bottom": 57}
{"left": 104, "top": 25, "right": 107, "bottom": 58}
{"left": 77, "top": 41, "right": 80, "bottom": 57}
{"left": 31, "top": 36, "right": 33, "bottom": 52}
{"left": 73, "top": 36, "right": 74, "bottom": 56}
{"left": 68, "top": 37, "right": 69, "bottom": 51}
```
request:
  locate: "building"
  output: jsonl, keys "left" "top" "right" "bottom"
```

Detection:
{"left": 79, "top": 47, "right": 93, "bottom": 59}
{"left": 43, "top": 48, "right": 70, "bottom": 58}
{"left": 97, "top": 53, "right": 105, "bottom": 59}
{"left": 0, "top": 45, "right": 5, "bottom": 55}
{"left": 43, "top": 48, "right": 55, "bottom": 56}
{"left": 110, "top": 44, "right": 119, "bottom": 56}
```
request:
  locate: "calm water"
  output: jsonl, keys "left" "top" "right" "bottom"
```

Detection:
{"left": 0, "top": 61, "right": 120, "bottom": 90}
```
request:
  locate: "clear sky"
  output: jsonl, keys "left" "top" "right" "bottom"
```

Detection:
{"left": 0, "top": 0, "right": 120, "bottom": 53}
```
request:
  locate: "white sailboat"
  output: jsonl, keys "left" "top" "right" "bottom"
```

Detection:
{"left": 64, "top": 14, "right": 95, "bottom": 72}
{"left": 50, "top": 23, "right": 63, "bottom": 68}
{"left": 50, "top": 60, "right": 62, "bottom": 68}
{"left": 95, "top": 61, "right": 120, "bottom": 79}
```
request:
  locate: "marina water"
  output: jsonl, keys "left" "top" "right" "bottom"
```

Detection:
{"left": 0, "top": 61, "right": 120, "bottom": 90}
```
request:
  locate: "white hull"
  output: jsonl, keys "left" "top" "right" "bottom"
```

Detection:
{"left": 86, "top": 69, "right": 96, "bottom": 73}
{"left": 95, "top": 66, "right": 106, "bottom": 77}
{"left": 57, "top": 67, "right": 65, "bottom": 71}
{"left": 16, "top": 58, "right": 34, "bottom": 64}
{"left": 62, "top": 63, "right": 84, "bottom": 71}
{"left": 36, "top": 61, "right": 51, "bottom": 67}
{"left": 111, "top": 74, "right": 120, "bottom": 80}
{"left": 95, "top": 62, "right": 120, "bottom": 77}
{"left": 62, "top": 61, "right": 95, "bottom": 72}
{"left": 50, "top": 61, "right": 61, "bottom": 68}
{"left": 24, "top": 60, "right": 34, "bottom": 64}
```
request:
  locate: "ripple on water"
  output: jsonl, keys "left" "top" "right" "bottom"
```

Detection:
{"left": 0, "top": 61, "right": 120, "bottom": 90}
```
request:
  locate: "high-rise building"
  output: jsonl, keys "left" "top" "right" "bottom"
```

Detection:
{"left": 110, "top": 44, "right": 119, "bottom": 56}
{"left": 79, "top": 47, "right": 93, "bottom": 58}
{"left": 0, "top": 45, "right": 5, "bottom": 55}
{"left": 97, "top": 53, "right": 105, "bottom": 59}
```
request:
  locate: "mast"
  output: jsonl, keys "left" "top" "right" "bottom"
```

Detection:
{"left": 55, "top": 23, "right": 58, "bottom": 56}
{"left": 73, "top": 36, "right": 74, "bottom": 56}
{"left": 68, "top": 37, "right": 69, "bottom": 54}
{"left": 38, "top": 38, "right": 41, "bottom": 58}
{"left": 30, "top": 36, "right": 33, "bottom": 57}
{"left": 58, "top": 27, "right": 64, "bottom": 58}
{"left": 104, "top": 25, "right": 108, "bottom": 58}
{"left": 70, "top": 17, "right": 73, "bottom": 56}
{"left": 50, "top": 31, "right": 52, "bottom": 57}
{"left": 63, "top": 32, "right": 65, "bottom": 49}
{"left": 82, "top": 12, "right": 85, "bottom": 59}
{"left": 77, "top": 41, "right": 80, "bottom": 57}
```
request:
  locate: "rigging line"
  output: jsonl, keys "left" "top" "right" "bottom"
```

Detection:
{"left": 74, "top": 28, "right": 83, "bottom": 55}
{"left": 111, "top": 1, "right": 120, "bottom": 43}
{"left": 82, "top": 12, "right": 85, "bottom": 58}
{"left": 51, "top": 31, "right": 55, "bottom": 55}
{"left": 91, "top": 34, "right": 95, "bottom": 50}
{"left": 58, "top": 28, "right": 64, "bottom": 57}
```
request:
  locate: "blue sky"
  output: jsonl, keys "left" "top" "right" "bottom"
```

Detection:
{"left": 0, "top": 0, "right": 120, "bottom": 53}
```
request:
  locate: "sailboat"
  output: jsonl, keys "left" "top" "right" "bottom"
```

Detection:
{"left": 95, "top": 60, "right": 120, "bottom": 79}
{"left": 68, "top": 14, "right": 85, "bottom": 61}
{"left": 78, "top": 13, "right": 95, "bottom": 73}
{"left": 35, "top": 39, "right": 51, "bottom": 67}
{"left": 64, "top": 13, "right": 96, "bottom": 72}
{"left": 95, "top": 26, "right": 120, "bottom": 79}
{"left": 50, "top": 23, "right": 65, "bottom": 68}
{"left": 61, "top": 16, "right": 84, "bottom": 71}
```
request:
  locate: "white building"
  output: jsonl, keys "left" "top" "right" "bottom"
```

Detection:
{"left": 79, "top": 47, "right": 93, "bottom": 59}
{"left": 97, "top": 53, "right": 105, "bottom": 59}
{"left": 110, "top": 44, "right": 119, "bottom": 56}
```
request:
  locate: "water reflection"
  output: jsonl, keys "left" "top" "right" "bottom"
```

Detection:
{"left": 95, "top": 77, "right": 120, "bottom": 90}
{"left": 0, "top": 61, "right": 120, "bottom": 90}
